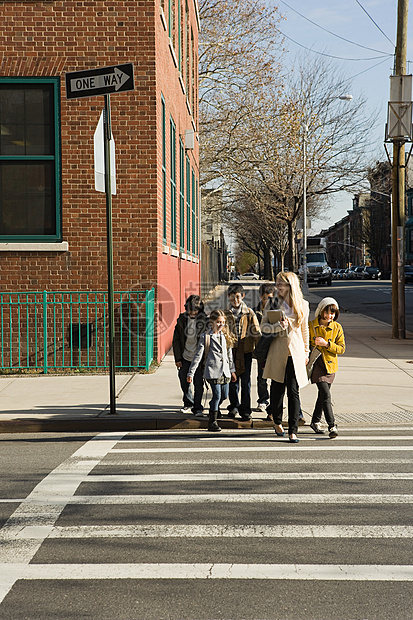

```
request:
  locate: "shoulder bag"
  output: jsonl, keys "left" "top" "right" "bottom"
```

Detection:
{"left": 306, "top": 347, "right": 321, "bottom": 378}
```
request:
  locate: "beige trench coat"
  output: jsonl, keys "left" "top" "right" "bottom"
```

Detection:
{"left": 262, "top": 300, "right": 310, "bottom": 389}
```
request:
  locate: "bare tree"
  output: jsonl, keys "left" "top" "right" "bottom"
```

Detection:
{"left": 198, "top": 0, "right": 285, "bottom": 188}
{"left": 206, "top": 57, "right": 376, "bottom": 270}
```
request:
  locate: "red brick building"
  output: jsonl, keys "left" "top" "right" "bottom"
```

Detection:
{"left": 0, "top": 0, "right": 200, "bottom": 364}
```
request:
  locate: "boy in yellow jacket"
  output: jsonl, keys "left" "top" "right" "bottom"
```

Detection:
{"left": 308, "top": 297, "right": 345, "bottom": 439}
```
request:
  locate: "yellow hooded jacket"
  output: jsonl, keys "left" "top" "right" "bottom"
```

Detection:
{"left": 309, "top": 317, "right": 345, "bottom": 375}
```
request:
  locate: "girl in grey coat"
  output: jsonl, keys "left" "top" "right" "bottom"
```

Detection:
{"left": 187, "top": 310, "right": 237, "bottom": 431}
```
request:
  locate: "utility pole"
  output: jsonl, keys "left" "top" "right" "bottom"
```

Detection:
{"left": 392, "top": 0, "right": 409, "bottom": 339}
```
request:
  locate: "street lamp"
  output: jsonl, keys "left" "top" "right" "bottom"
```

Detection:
{"left": 302, "top": 94, "right": 353, "bottom": 289}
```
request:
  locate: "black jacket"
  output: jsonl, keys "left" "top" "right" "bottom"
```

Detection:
{"left": 253, "top": 296, "right": 279, "bottom": 324}
{"left": 172, "top": 311, "right": 209, "bottom": 363}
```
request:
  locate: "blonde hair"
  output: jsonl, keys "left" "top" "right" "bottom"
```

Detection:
{"left": 209, "top": 309, "right": 237, "bottom": 347}
{"left": 276, "top": 271, "right": 306, "bottom": 325}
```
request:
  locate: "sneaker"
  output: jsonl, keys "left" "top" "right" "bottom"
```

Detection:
{"left": 257, "top": 403, "right": 267, "bottom": 413}
{"left": 227, "top": 408, "right": 239, "bottom": 418}
{"left": 298, "top": 417, "right": 306, "bottom": 426}
{"left": 310, "top": 422, "right": 325, "bottom": 434}
{"left": 180, "top": 406, "right": 192, "bottom": 414}
{"left": 329, "top": 426, "right": 338, "bottom": 439}
{"left": 194, "top": 411, "right": 204, "bottom": 417}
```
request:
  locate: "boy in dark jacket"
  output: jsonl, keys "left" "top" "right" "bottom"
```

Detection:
{"left": 225, "top": 283, "right": 261, "bottom": 420}
{"left": 172, "top": 295, "right": 208, "bottom": 416}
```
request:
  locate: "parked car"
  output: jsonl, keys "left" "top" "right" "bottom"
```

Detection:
{"left": 239, "top": 272, "right": 259, "bottom": 280}
{"left": 362, "top": 266, "right": 381, "bottom": 280}
{"left": 337, "top": 268, "right": 347, "bottom": 279}
{"left": 331, "top": 269, "right": 340, "bottom": 279}
{"left": 347, "top": 265, "right": 359, "bottom": 279}
{"left": 405, "top": 265, "right": 413, "bottom": 283}
{"left": 354, "top": 266, "right": 366, "bottom": 279}
{"left": 342, "top": 268, "right": 352, "bottom": 280}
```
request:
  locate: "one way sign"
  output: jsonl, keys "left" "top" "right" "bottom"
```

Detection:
{"left": 65, "top": 63, "right": 134, "bottom": 99}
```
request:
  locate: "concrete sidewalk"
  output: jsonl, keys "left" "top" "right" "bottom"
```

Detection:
{"left": 0, "top": 286, "right": 412, "bottom": 432}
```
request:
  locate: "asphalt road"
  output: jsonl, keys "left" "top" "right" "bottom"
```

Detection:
{"left": 1, "top": 429, "right": 412, "bottom": 619}
{"left": 306, "top": 279, "right": 413, "bottom": 332}
{"left": 223, "top": 278, "right": 413, "bottom": 332}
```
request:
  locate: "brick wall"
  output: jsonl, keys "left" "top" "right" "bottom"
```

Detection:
{"left": 0, "top": 0, "right": 200, "bottom": 362}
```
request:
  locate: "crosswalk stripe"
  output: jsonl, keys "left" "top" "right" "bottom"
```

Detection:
{"left": 15, "top": 524, "right": 413, "bottom": 539}
{"left": 6, "top": 563, "right": 413, "bottom": 581}
{"left": 124, "top": 428, "right": 413, "bottom": 436}
{"left": 128, "top": 436, "right": 413, "bottom": 441}
{"left": 63, "top": 493, "right": 413, "bottom": 504}
{"left": 86, "top": 472, "right": 413, "bottom": 481}
{"left": 113, "top": 446, "right": 413, "bottom": 453}
{"left": 98, "top": 458, "right": 413, "bottom": 465}
{"left": 116, "top": 436, "right": 413, "bottom": 443}
{"left": 196, "top": 436, "right": 413, "bottom": 441}
{"left": 2, "top": 492, "right": 413, "bottom": 507}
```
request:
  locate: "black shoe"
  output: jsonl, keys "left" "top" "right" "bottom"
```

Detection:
{"left": 208, "top": 421, "right": 221, "bottom": 432}
{"left": 240, "top": 413, "right": 252, "bottom": 421}
{"left": 227, "top": 408, "right": 238, "bottom": 418}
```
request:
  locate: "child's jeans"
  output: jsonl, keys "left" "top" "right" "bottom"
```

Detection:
{"left": 178, "top": 359, "right": 204, "bottom": 412}
{"left": 208, "top": 381, "right": 229, "bottom": 411}
{"left": 311, "top": 381, "right": 335, "bottom": 428}
{"left": 228, "top": 352, "right": 252, "bottom": 415}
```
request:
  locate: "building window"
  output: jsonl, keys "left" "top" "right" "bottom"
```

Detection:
{"left": 191, "top": 28, "right": 195, "bottom": 114}
{"left": 191, "top": 168, "right": 196, "bottom": 254}
{"left": 179, "top": 0, "right": 183, "bottom": 75}
{"left": 186, "top": 155, "right": 191, "bottom": 253}
{"left": 196, "top": 177, "right": 199, "bottom": 256}
{"left": 170, "top": 116, "right": 176, "bottom": 248}
{"left": 169, "top": 0, "right": 175, "bottom": 42}
{"left": 161, "top": 95, "right": 167, "bottom": 243}
{"left": 185, "top": 1, "right": 190, "bottom": 95}
{"left": 0, "top": 78, "right": 61, "bottom": 241}
{"left": 179, "top": 138, "right": 185, "bottom": 251}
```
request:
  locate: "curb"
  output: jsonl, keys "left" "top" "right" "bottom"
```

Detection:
{"left": 0, "top": 417, "right": 283, "bottom": 434}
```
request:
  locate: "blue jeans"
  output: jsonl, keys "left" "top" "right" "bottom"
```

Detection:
{"left": 178, "top": 358, "right": 204, "bottom": 412}
{"left": 228, "top": 352, "right": 253, "bottom": 415}
{"left": 208, "top": 381, "right": 229, "bottom": 411}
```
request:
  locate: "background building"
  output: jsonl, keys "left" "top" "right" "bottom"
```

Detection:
{"left": 322, "top": 162, "right": 392, "bottom": 275}
{"left": 0, "top": 0, "right": 200, "bottom": 368}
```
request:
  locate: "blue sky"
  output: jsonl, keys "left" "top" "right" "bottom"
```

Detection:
{"left": 277, "top": 0, "right": 410, "bottom": 232}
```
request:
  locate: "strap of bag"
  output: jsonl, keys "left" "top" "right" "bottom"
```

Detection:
{"left": 204, "top": 333, "right": 210, "bottom": 360}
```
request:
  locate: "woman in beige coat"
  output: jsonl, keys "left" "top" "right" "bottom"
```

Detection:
{"left": 261, "top": 272, "right": 309, "bottom": 443}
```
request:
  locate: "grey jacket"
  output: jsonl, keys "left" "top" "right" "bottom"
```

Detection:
{"left": 187, "top": 331, "right": 235, "bottom": 380}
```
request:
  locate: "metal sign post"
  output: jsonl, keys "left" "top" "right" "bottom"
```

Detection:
{"left": 103, "top": 94, "right": 116, "bottom": 415}
{"left": 65, "top": 64, "right": 134, "bottom": 413}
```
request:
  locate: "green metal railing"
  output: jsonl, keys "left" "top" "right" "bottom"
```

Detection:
{"left": 0, "top": 289, "right": 155, "bottom": 373}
